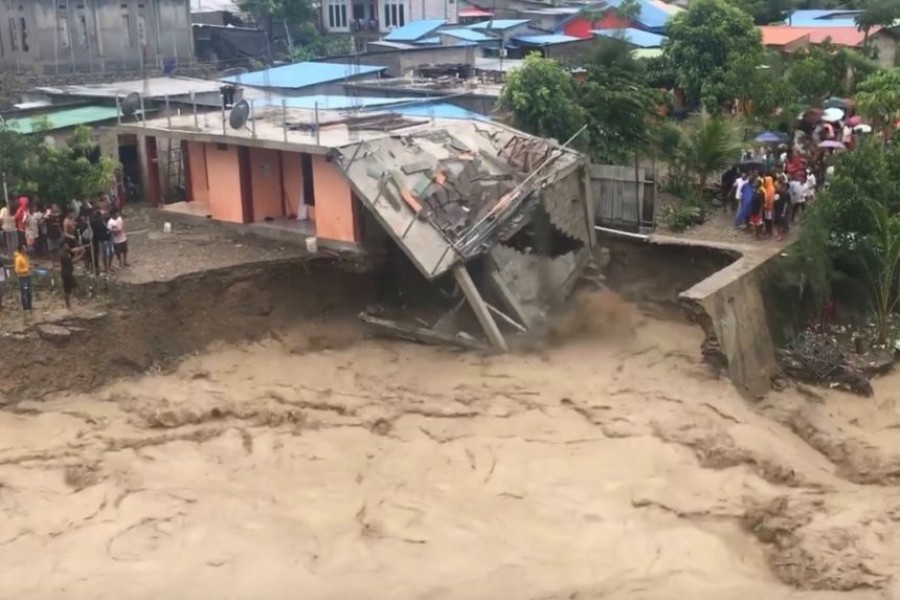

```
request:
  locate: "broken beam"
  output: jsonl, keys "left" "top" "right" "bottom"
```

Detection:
{"left": 454, "top": 265, "right": 508, "bottom": 352}
{"left": 359, "top": 312, "right": 488, "bottom": 351}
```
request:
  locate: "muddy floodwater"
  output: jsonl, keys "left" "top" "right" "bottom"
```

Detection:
{"left": 3, "top": 299, "right": 900, "bottom": 599}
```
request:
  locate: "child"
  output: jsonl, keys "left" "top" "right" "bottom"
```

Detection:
{"left": 14, "top": 244, "right": 32, "bottom": 311}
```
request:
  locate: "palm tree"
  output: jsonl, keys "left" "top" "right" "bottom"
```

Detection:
{"left": 676, "top": 110, "right": 742, "bottom": 201}
{"left": 860, "top": 198, "right": 900, "bottom": 344}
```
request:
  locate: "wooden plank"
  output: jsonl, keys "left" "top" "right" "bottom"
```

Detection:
{"left": 454, "top": 265, "right": 507, "bottom": 352}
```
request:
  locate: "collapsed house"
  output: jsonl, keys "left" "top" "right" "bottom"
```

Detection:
{"left": 116, "top": 99, "right": 594, "bottom": 350}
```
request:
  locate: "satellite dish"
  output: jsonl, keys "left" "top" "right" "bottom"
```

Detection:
{"left": 121, "top": 92, "right": 141, "bottom": 118}
{"left": 217, "top": 67, "right": 247, "bottom": 81}
{"left": 229, "top": 99, "right": 251, "bottom": 130}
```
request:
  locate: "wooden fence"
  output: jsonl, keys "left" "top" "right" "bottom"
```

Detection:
{"left": 590, "top": 164, "right": 657, "bottom": 233}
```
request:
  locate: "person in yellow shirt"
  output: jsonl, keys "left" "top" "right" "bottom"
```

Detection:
{"left": 14, "top": 244, "right": 32, "bottom": 311}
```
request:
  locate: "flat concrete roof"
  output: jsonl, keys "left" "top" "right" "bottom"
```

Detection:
{"left": 33, "top": 77, "right": 227, "bottom": 101}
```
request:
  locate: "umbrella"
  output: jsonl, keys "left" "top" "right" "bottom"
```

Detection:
{"left": 740, "top": 159, "right": 764, "bottom": 171}
{"left": 819, "top": 140, "right": 846, "bottom": 149}
{"left": 847, "top": 115, "right": 862, "bottom": 126}
{"left": 754, "top": 131, "right": 788, "bottom": 144}
{"left": 824, "top": 97, "right": 848, "bottom": 109}
{"left": 823, "top": 107, "right": 845, "bottom": 122}
{"left": 853, "top": 124, "right": 873, "bottom": 134}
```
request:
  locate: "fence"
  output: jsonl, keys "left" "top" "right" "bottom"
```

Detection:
{"left": 590, "top": 164, "right": 657, "bottom": 233}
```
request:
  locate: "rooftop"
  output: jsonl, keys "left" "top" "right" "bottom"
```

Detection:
{"left": 601, "top": 0, "right": 680, "bottom": 29}
{"left": 758, "top": 26, "right": 810, "bottom": 47}
{"left": 32, "top": 77, "right": 226, "bottom": 101}
{"left": 467, "top": 19, "right": 532, "bottom": 31}
{"left": 384, "top": 19, "right": 446, "bottom": 41}
{"left": 760, "top": 25, "right": 873, "bottom": 47}
{"left": 440, "top": 28, "right": 499, "bottom": 42}
{"left": 788, "top": 9, "right": 861, "bottom": 23}
{"left": 592, "top": 27, "right": 668, "bottom": 48}
{"left": 512, "top": 33, "right": 581, "bottom": 46}
{"left": 190, "top": 0, "right": 239, "bottom": 13}
{"left": 5, "top": 105, "right": 123, "bottom": 134}
{"left": 219, "top": 62, "right": 386, "bottom": 90}
{"left": 458, "top": 7, "right": 493, "bottom": 18}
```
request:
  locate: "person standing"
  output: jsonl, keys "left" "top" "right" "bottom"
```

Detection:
{"left": 89, "top": 207, "right": 113, "bottom": 274}
{"left": 13, "top": 197, "right": 28, "bottom": 249}
{"left": 790, "top": 176, "right": 806, "bottom": 224}
{"left": 107, "top": 208, "right": 128, "bottom": 268}
{"left": 762, "top": 175, "right": 776, "bottom": 237}
{"left": 14, "top": 244, "right": 32, "bottom": 311}
{"left": 0, "top": 201, "right": 16, "bottom": 258}
{"left": 59, "top": 236, "right": 84, "bottom": 309}
{"left": 0, "top": 261, "right": 6, "bottom": 310}
{"left": 731, "top": 170, "right": 747, "bottom": 215}
{"left": 45, "top": 205, "right": 63, "bottom": 258}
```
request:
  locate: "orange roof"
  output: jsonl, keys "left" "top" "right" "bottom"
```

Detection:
{"left": 759, "top": 26, "right": 809, "bottom": 47}
{"left": 759, "top": 25, "right": 878, "bottom": 48}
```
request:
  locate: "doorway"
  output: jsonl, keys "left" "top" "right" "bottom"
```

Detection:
{"left": 118, "top": 134, "right": 140, "bottom": 202}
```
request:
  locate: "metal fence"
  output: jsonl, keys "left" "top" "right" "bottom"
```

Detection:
{"left": 590, "top": 164, "right": 657, "bottom": 233}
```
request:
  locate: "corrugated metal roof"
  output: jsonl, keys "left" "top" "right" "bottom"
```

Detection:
{"left": 633, "top": 47, "right": 663, "bottom": 59}
{"left": 592, "top": 27, "right": 667, "bottom": 48}
{"left": 788, "top": 9, "right": 860, "bottom": 22}
{"left": 414, "top": 36, "right": 442, "bottom": 44}
{"left": 512, "top": 34, "right": 580, "bottom": 46}
{"left": 761, "top": 25, "right": 871, "bottom": 47}
{"left": 5, "top": 105, "right": 122, "bottom": 134}
{"left": 758, "top": 26, "right": 811, "bottom": 46}
{"left": 602, "top": 0, "right": 675, "bottom": 29}
{"left": 220, "top": 62, "right": 386, "bottom": 90}
{"left": 789, "top": 18, "right": 858, "bottom": 27}
{"left": 252, "top": 95, "right": 422, "bottom": 110}
{"left": 440, "top": 28, "right": 497, "bottom": 42}
{"left": 391, "top": 102, "right": 490, "bottom": 121}
{"left": 467, "top": 19, "right": 531, "bottom": 31}
{"left": 458, "top": 7, "right": 493, "bottom": 17}
{"left": 384, "top": 19, "right": 446, "bottom": 41}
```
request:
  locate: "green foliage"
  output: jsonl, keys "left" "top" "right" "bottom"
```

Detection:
{"left": 666, "top": 196, "right": 706, "bottom": 232}
{"left": 18, "top": 126, "right": 118, "bottom": 206}
{"left": 675, "top": 111, "right": 743, "bottom": 199}
{"left": 856, "top": 68, "right": 900, "bottom": 136}
{"left": 238, "top": 0, "right": 316, "bottom": 25}
{"left": 579, "top": 38, "right": 661, "bottom": 163}
{"left": 497, "top": 53, "right": 584, "bottom": 143}
{"left": 724, "top": 49, "right": 794, "bottom": 124}
{"left": 725, "top": 0, "right": 793, "bottom": 24}
{"left": 0, "top": 123, "right": 40, "bottom": 192}
{"left": 615, "top": 0, "right": 642, "bottom": 21}
{"left": 788, "top": 44, "right": 841, "bottom": 102}
{"left": 782, "top": 201, "right": 834, "bottom": 317}
{"left": 859, "top": 198, "right": 900, "bottom": 342}
{"left": 664, "top": 0, "right": 762, "bottom": 109}
{"left": 855, "top": 0, "right": 900, "bottom": 40}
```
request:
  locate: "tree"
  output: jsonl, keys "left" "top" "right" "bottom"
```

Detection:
{"left": 0, "top": 123, "right": 40, "bottom": 197}
{"left": 724, "top": 49, "right": 795, "bottom": 124}
{"left": 578, "top": 38, "right": 661, "bottom": 163}
{"left": 726, "top": 0, "right": 794, "bottom": 24}
{"left": 859, "top": 198, "right": 900, "bottom": 343}
{"left": 855, "top": 0, "right": 900, "bottom": 44}
{"left": 615, "top": 0, "right": 642, "bottom": 21}
{"left": 856, "top": 68, "right": 900, "bottom": 141}
{"left": 238, "top": 0, "right": 317, "bottom": 28}
{"left": 21, "top": 126, "right": 118, "bottom": 206}
{"left": 497, "top": 53, "right": 584, "bottom": 144}
{"left": 664, "top": 0, "right": 763, "bottom": 110}
{"left": 788, "top": 44, "right": 840, "bottom": 102}
{"left": 676, "top": 110, "right": 742, "bottom": 199}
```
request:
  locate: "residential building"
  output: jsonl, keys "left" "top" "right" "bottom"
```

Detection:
{"left": 321, "top": 0, "right": 460, "bottom": 35}
{"left": 760, "top": 25, "right": 899, "bottom": 68}
{"left": 0, "top": 0, "right": 194, "bottom": 74}
{"left": 115, "top": 100, "right": 594, "bottom": 349}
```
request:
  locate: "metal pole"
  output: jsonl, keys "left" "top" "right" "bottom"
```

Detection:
{"left": 165, "top": 94, "right": 171, "bottom": 129}
{"left": 191, "top": 91, "right": 198, "bottom": 129}
{"left": 115, "top": 95, "right": 122, "bottom": 124}
{"left": 250, "top": 100, "right": 256, "bottom": 138}
{"left": 282, "top": 99, "right": 288, "bottom": 142}
{"left": 314, "top": 101, "right": 320, "bottom": 145}
{"left": 221, "top": 102, "right": 226, "bottom": 135}
{"left": 139, "top": 93, "right": 147, "bottom": 126}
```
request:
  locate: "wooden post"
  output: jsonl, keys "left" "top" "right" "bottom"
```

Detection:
{"left": 454, "top": 265, "right": 507, "bottom": 352}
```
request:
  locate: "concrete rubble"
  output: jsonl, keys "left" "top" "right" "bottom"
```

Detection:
{"left": 334, "top": 121, "right": 594, "bottom": 350}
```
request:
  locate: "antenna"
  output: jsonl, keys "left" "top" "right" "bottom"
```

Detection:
{"left": 229, "top": 99, "right": 251, "bottom": 130}
{"left": 121, "top": 92, "right": 142, "bottom": 120}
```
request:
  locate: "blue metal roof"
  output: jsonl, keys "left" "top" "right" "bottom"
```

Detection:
{"left": 253, "top": 95, "right": 422, "bottom": 110}
{"left": 788, "top": 18, "right": 858, "bottom": 27}
{"left": 384, "top": 19, "right": 446, "bottom": 41}
{"left": 220, "top": 62, "right": 386, "bottom": 90}
{"left": 592, "top": 27, "right": 667, "bottom": 48}
{"left": 512, "top": 34, "right": 580, "bottom": 46}
{"left": 414, "top": 36, "right": 442, "bottom": 44}
{"left": 788, "top": 9, "right": 860, "bottom": 22}
{"left": 603, "top": 0, "right": 672, "bottom": 29}
{"left": 467, "top": 19, "right": 531, "bottom": 31}
{"left": 440, "top": 28, "right": 497, "bottom": 42}
{"left": 391, "top": 102, "right": 490, "bottom": 121}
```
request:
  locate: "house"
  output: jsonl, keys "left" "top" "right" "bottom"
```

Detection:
{"left": 760, "top": 24, "right": 899, "bottom": 68}
{"left": 190, "top": 0, "right": 241, "bottom": 25}
{"left": 758, "top": 26, "right": 811, "bottom": 53}
{"left": 219, "top": 62, "right": 387, "bottom": 96}
{"left": 562, "top": 0, "right": 682, "bottom": 38}
{"left": 786, "top": 9, "right": 861, "bottom": 27}
{"left": 321, "top": 0, "right": 459, "bottom": 35}
{"left": 115, "top": 101, "right": 594, "bottom": 349}
{"left": 508, "top": 34, "right": 589, "bottom": 59}
{"left": 0, "top": 0, "right": 194, "bottom": 74}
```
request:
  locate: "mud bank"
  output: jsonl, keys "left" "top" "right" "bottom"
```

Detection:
{"left": 0, "top": 258, "right": 375, "bottom": 402}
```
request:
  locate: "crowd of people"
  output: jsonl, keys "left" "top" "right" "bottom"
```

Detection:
{"left": 0, "top": 194, "right": 129, "bottom": 313}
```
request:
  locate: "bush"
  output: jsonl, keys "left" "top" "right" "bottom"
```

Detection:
{"left": 666, "top": 197, "right": 706, "bottom": 232}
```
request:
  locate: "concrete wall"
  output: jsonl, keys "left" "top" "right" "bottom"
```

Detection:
{"left": 204, "top": 142, "right": 243, "bottom": 223}
{"left": 873, "top": 32, "right": 898, "bottom": 69}
{"left": 320, "top": 45, "right": 476, "bottom": 77}
{"left": 0, "top": 0, "right": 194, "bottom": 74}
{"left": 409, "top": 0, "right": 458, "bottom": 23}
{"left": 281, "top": 151, "right": 304, "bottom": 217}
{"left": 311, "top": 154, "right": 357, "bottom": 244}
{"left": 248, "top": 147, "right": 284, "bottom": 222}
{"left": 186, "top": 141, "right": 210, "bottom": 205}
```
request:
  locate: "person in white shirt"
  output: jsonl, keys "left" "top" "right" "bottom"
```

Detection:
{"left": 107, "top": 208, "right": 128, "bottom": 268}
{"left": 732, "top": 172, "right": 747, "bottom": 213}
{"left": 789, "top": 178, "right": 806, "bottom": 223}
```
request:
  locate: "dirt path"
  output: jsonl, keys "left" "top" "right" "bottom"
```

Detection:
{"left": 2, "top": 299, "right": 900, "bottom": 599}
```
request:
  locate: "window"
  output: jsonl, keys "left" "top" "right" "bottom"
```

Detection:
{"left": 76, "top": 13, "right": 88, "bottom": 47}
{"left": 383, "top": 0, "right": 405, "bottom": 28}
{"left": 8, "top": 17, "right": 17, "bottom": 52}
{"left": 122, "top": 13, "right": 132, "bottom": 46}
{"left": 57, "top": 16, "right": 70, "bottom": 48}
{"left": 19, "top": 17, "right": 28, "bottom": 52}
{"left": 327, "top": 0, "right": 347, "bottom": 29}
{"left": 137, "top": 13, "right": 147, "bottom": 46}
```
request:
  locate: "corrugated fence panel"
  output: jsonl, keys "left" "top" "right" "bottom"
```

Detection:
{"left": 590, "top": 164, "right": 655, "bottom": 232}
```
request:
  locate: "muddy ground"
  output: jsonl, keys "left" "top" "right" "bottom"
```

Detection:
{"left": 2, "top": 237, "right": 900, "bottom": 599}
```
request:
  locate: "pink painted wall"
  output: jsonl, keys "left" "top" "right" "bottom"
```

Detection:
{"left": 186, "top": 142, "right": 210, "bottom": 205}
{"left": 204, "top": 143, "right": 244, "bottom": 223}
{"left": 281, "top": 152, "right": 304, "bottom": 218}
{"left": 312, "top": 155, "right": 357, "bottom": 243}
{"left": 249, "top": 147, "right": 284, "bottom": 222}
